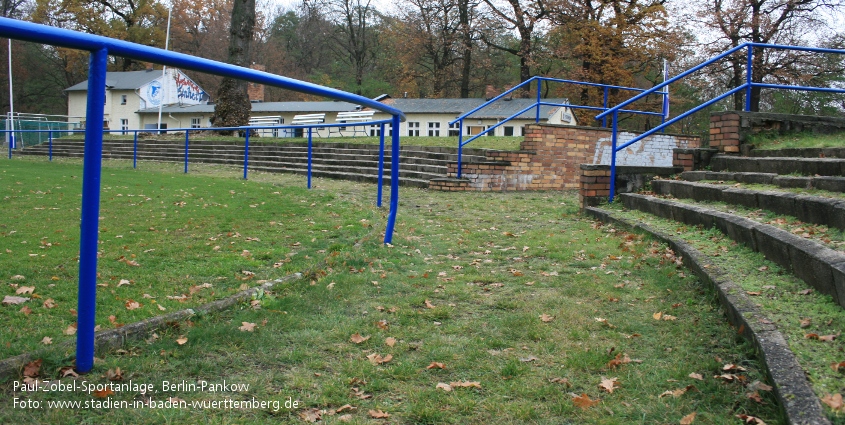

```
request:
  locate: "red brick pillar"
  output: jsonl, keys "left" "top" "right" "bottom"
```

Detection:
{"left": 579, "top": 165, "right": 611, "bottom": 208}
{"left": 709, "top": 113, "right": 740, "bottom": 154}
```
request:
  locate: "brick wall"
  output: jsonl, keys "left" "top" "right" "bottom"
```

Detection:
{"left": 709, "top": 112, "right": 741, "bottom": 153}
{"left": 439, "top": 124, "right": 699, "bottom": 192}
{"left": 578, "top": 164, "right": 682, "bottom": 208}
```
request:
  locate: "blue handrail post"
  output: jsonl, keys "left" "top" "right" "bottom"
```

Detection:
{"left": 132, "top": 131, "right": 138, "bottom": 169}
{"left": 377, "top": 123, "right": 385, "bottom": 207}
{"left": 609, "top": 111, "right": 619, "bottom": 204}
{"left": 457, "top": 118, "right": 463, "bottom": 179}
{"left": 7, "top": 133, "right": 12, "bottom": 159}
{"left": 183, "top": 129, "right": 189, "bottom": 173}
{"left": 76, "top": 47, "right": 108, "bottom": 374}
{"left": 384, "top": 114, "right": 400, "bottom": 245}
{"left": 243, "top": 130, "right": 249, "bottom": 180}
{"left": 745, "top": 45, "right": 753, "bottom": 112}
{"left": 535, "top": 77, "right": 541, "bottom": 123}
{"left": 48, "top": 131, "right": 53, "bottom": 161}
{"left": 307, "top": 127, "right": 312, "bottom": 189}
{"left": 661, "top": 60, "right": 670, "bottom": 132}
{"left": 602, "top": 87, "right": 609, "bottom": 127}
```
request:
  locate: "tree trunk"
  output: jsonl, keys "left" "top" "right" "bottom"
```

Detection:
{"left": 211, "top": 0, "right": 255, "bottom": 134}
{"left": 458, "top": 0, "right": 472, "bottom": 98}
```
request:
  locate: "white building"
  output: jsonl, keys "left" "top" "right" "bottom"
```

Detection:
{"left": 67, "top": 71, "right": 577, "bottom": 137}
{"left": 65, "top": 68, "right": 208, "bottom": 132}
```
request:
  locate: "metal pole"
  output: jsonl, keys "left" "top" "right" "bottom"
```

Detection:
{"left": 384, "top": 114, "right": 400, "bottom": 245}
{"left": 457, "top": 119, "right": 463, "bottom": 179}
{"left": 76, "top": 47, "right": 108, "bottom": 374}
{"left": 49, "top": 131, "right": 52, "bottom": 161}
{"left": 609, "top": 111, "right": 618, "bottom": 203}
{"left": 183, "top": 129, "right": 189, "bottom": 173}
{"left": 156, "top": 7, "right": 172, "bottom": 132}
{"left": 377, "top": 123, "right": 384, "bottom": 207}
{"left": 243, "top": 130, "right": 249, "bottom": 180}
{"left": 602, "top": 87, "right": 609, "bottom": 127}
{"left": 661, "top": 59, "right": 669, "bottom": 132}
{"left": 535, "top": 78, "right": 541, "bottom": 123}
{"left": 307, "top": 127, "right": 312, "bottom": 189}
{"left": 133, "top": 131, "right": 137, "bottom": 169}
{"left": 745, "top": 45, "right": 753, "bottom": 112}
{"left": 8, "top": 39, "right": 15, "bottom": 154}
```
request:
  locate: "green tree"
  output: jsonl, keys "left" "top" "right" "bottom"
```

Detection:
{"left": 210, "top": 0, "right": 255, "bottom": 133}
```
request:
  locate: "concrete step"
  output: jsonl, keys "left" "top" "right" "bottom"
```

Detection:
{"left": 680, "top": 171, "right": 845, "bottom": 193}
{"left": 618, "top": 192, "right": 845, "bottom": 309}
{"left": 650, "top": 179, "right": 845, "bottom": 230}
{"left": 746, "top": 147, "right": 845, "bottom": 158}
{"left": 710, "top": 154, "right": 845, "bottom": 176}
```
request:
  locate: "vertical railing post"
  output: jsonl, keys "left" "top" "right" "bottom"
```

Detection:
{"left": 661, "top": 59, "right": 670, "bottom": 132}
{"left": 535, "top": 78, "right": 542, "bottom": 123}
{"left": 377, "top": 123, "right": 385, "bottom": 207}
{"left": 132, "top": 131, "right": 138, "bottom": 169}
{"left": 307, "top": 127, "right": 313, "bottom": 189}
{"left": 7, "top": 130, "right": 12, "bottom": 159}
{"left": 745, "top": 45, "right": 753, "bottom": 112}
{"left": 243, "top": 130, "right": 249, "bottom": 180}
{"left": 384, "top": 114, "right": 400, "bottom": 245}
{"left": 48, "top": 131, "right": 53, "bottom": 161}
{"left": 183, "top": 129, "right": 189, "bottom": 173}
{"left": 76, "top": 47, "right": 108, "bottom": 374}
{"left": 609, "top": 111, "right": 618, "bottom": 203}
{"left": 457, "top": 118, "right": 463, "bottom": 179}
{"left": 602, "top": 87, "right": 609, "bottom": 127}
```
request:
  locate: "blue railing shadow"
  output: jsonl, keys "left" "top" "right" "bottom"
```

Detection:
{"left": 596, "top": 42, "right": 845, "bottom": 202}
{"left": 0, "top": 16, "right": 405, "bottom": 374}
{"left": 448, "top": 76, "right": 668, "bottom": 178}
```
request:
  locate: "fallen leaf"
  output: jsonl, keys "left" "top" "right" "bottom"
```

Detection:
{"left": 298, "top": 408, "right": 322, "bottom": 422}
{"left": 599, "top": 377, "right": 619, "bottom": 393}
{"left": 746, "top": 291, "right": 761, "bottom": 296}
{"left": 366, "top": 353, "right": 393, "bottom": 365}
{"left": 436, "top": 382, "right": 452, "bottom": 392}
{"left": 821, "top": 393, "right": 843, "bottom": 411}
{"left": 662, "top": 314, "right": 677, "bottom": 321}
{"left": 41, "top": 337, "right": 52, "bottom": 345}
{"left": 59, "top": 366, "right": 78, "bottom": 378}
{"left": 125, "top": 300, "right": 141, "bottom": 310}
{"left": 653, "top": 312, "right": 663, "bottom": 320}
{"left": 424, "top": 299, "right": 436, "bottom": 309}
{"left": 449, "top": 381, "right": 481, "bottom": 389}
{"left": 688, "top": 373, "right": 703, "bottom": 381}
{"left": 800, "top": 318, "right": 812, "bottom": 328}
{"left": 519, "top": 355, "right": 539, "bottom": 362}
{"left": 831, "top": 361, "right": 845, "bottom": 372}
{"left": 176, "top": 336, "right": 188, "bottom": 345}
{"left": 426, "top": 362, "right": 446, "bottom": 370}
{"left": 23, "top": 359, "right": 42, "bottom": 377}
{"left": 723, "top": 363, "right": 747, "bottom": 372}
{"left": 540, "top": 314, "right": 554, "bottom": 322}
{"left": 736, "top": 414, "right": 768, "bottom": 424}
{"left": 680, "top": 412, "right": 696, "bottom": 425}
{"left": 239, "top": 322, "right": 257, "bottom": 332}
{"left": 338, "top": 414, "right": 353, "bottom": 422}
{"left": 798, "top": 289, "right": 814, "bottom": 295}
{"left": 385, "top": 337, "right": 396, "bottom": 347}
{"left": 2, "top": 295, "right": 29, "bottom": 305}
{"left": 16, "top": 286, "right": 35, "bottom": 295}
{"left": 350, "top": 333, "right": 370, "bottom": 344}
{"left": 19, "top": 305, "right": 32, "bottom": 315}
{"left": 336, "top": 404, "right": 356, "bottom": 413}
{"left": 607, "top": 353, "right": 632, "bottom": 369}
{"left": 43, "top": 299, "right": 57, "bottom": 309}
{"left": 747, "top": 391, "right": 763, "bottom": 403}
{"left": 368, "top": 409, "right": 390, "bottom": 419}
{"left": 105, "top": 368, "right": 124, "bottom": 381}
{"left": 117, "top": 279, "right": 131, "bottom": 287}
{"left": 64, "top": 324, "right": 77, "bottom": 335}
{"left": 11, "top": 275, "right": 25, "bottom": 281}
{"left": 572, "top": 393, "right": 599, "bottom": 410}
{"left": 595, "top": 317, "right": 616, "bottom": 328}
{"left": 158, "top": 304, "right": 166, "bottom": 311}
{"left": 93, "top": 388, "right": 114, "bottom": 398}
{"left": 375, "top": 319, "right": 389, "bottom": 330}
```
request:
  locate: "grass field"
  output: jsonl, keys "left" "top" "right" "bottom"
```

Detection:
{"left": 1, "top": 157, "right": 783, "bottom": 424}
{"left": 748, "top": 131, "right": 845, "bottom": 150}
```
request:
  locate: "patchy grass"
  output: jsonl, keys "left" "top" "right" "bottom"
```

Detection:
{"left": 1, "top": 157, "right": 784, "bottom": 424}
{"left": 748, "top": 132, "right": 845, "bottom": 150}
{"left": 604, "top": 202, "right": 845, "bottom": 423}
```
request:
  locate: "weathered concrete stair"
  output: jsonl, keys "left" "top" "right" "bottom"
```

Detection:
{"left": 16, "top": 139, "right": 490, "bottom": 188}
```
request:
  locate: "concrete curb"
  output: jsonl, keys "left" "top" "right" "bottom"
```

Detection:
{"left": 584, "top": 207, "right": 831, "bottom": 425}
{"left": 620, "top": 193, "right": 845, "bottom": 309}
{"left": 0, "top": 273, "right": 303, "bottom": 382}
{"left": 651, "top": 179, "right": 845, "bottom": 231}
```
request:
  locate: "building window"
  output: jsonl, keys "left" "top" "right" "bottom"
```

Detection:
{"left": 503, "top": 126, "right": 514, "bottom": 136}
{"left": 190, "top": 117, "right": 202, "bottom": 129}
{"left": 120, "top": 119, "right": 128, "bottom": 134}
{"left": 448, "top": 122, "right": 460, "bottom": 137}
{"left": 467, "top": 126, "right": 484, "bottom": 136}
{"left": 121, "top": 95, "right": 127, "bottom": 105}
{"left": 427, "top": 122, "right": 440, "bottom": 137}
{"left": 408, "top": 122, "right": 420, "bottom": 137}
{"left": 370, "top": 125, "right": 381, "bottom": 137}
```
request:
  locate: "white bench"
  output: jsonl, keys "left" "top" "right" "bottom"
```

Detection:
{"left": 329, "top": 110, "right": 376, "bottom": 137}
{"left": 248, "top": 116, "right": 283, "bottom": 137}
{"left": 291, "top": 113, "right": 326, "bottom": 137}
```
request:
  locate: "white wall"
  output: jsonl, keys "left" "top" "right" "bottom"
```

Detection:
{"left": 593, "top": 132, "right": 697, "bottom": 167}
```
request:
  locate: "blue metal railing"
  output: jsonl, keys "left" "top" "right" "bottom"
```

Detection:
{"left": 448, "top": 76, "right": 669, "bottom": 178}
{"left": 596, "top": 42, "right": 845, "bottom": 202}
{"left": 0, "top": 16, "right": 405, "bottom": 374}
{"left": 4, "top": 120, "right": 392, "bottom": 204}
